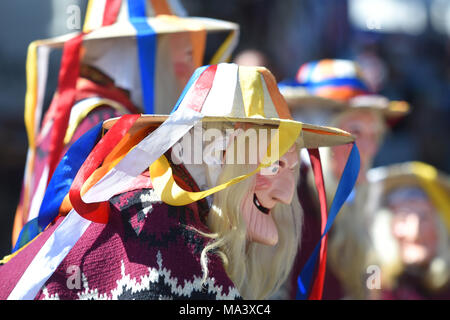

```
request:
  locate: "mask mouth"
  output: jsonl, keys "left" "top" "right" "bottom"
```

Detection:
{"left": 253, "top": 194, "right": 270, "bottom": 215}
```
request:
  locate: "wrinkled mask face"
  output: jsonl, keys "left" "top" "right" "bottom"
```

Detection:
{"left": 332, "top": 110, "right": 384, "bottom": 184}
{"left": 389, "top": 191, "right": 438, "bottom": 266}
{"left": 240, "top": 145, "right": 299, "bottom": 246}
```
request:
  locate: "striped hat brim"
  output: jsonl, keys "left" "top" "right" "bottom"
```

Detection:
{"left": 367, "top": 162, "right": 450, "bottom": 231}
{"left": 368, "top": 162, "right": 450, "bottom": 195}
{"left": 281, "top": 89, "right": 410, "bottom": 119}
{"left": 102, "top": 114, "right": 355, "bottom": 149}
{"left": 31, "top": 17, "right": 238, "bottom": 48}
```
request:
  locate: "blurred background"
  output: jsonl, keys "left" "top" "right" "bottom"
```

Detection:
{"left": 0, "top": 0, "right": 449, "bottom": 259}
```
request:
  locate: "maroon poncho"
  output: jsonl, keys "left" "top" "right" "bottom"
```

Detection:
{"left": 0, "top": 163, "right": 241, "bottom": 300}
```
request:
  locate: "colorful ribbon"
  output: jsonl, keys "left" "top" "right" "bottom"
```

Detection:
{"left": 12, "top": 123, "right": 103, "bottom": 253}
{"left": 411, "top": 162, "right": 450, "bottom": 232}
{"left": 69, "top": 114, "right": 140, "bottom": 223}
{"left": 297, "top": 143, "right": 360, "bottom": 299}
{"left": 47, "top": 33, "right": 84, "bottom": 180}
{"left": 128, "top": 0, "right": 157, "bottom": 114}
{"left": 170, "top": 65, "right": 209, "bottom": 114}
{"left": 307, "top": 148, "right": 328, "bottom": 300}
{"left": 12, "top": 114, "right": 140, "bottom": 252}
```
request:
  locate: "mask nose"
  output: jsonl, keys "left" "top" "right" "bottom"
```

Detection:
{"left": 269, "top": 169, "right": 296, "bottom": 204}
{"left": 255, "top": 150, "right": 298, "bottom": 207}
{"left": 393, "top": 213, "right": 420, "bottom": 242}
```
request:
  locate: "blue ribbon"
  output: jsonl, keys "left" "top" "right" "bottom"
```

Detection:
{"left": 12, "top": 123, "right": 103, "bottom": 253}
{"left": 128, "top": 0, "right": 156, "bottom": 114}
{"left": 345, "top": 188, "right": 356, "bottom": 205}
{"left": 296, "top": 143, "right": 360, "bottom": 299}
{"left": 12, "top": 218, "right": 40, "bottom": 253}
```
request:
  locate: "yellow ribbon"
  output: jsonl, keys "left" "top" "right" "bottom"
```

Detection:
{"left": 150, "top": 119, "right": 302, "bottom": 206}
{"left": 20, "top": 40, "right": 41, "bottom": 231}
{"left": 0, "top": 229, "right": 45, "bottom": 265}
{"left": 411, "top": 162, "right": 450, "bottom": 232}
{"left": 209, "top": 30, "right": 238, "bottom": 65}
{"left": 63, "top": 99, "right": 129, "bottom": 144}
{"left": 24, "top": 41, "right": 39, "bottom": 151}
{"left": 82, "top": 0, "right": 95, "bottom": 33}
{"left": 239, "top": 66, "right": 265, "bottom": 118}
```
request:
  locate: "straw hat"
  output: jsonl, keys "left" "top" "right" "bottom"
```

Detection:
{"left": 88, "top": 63, "right": 356, "bottom": 208}
{"left": 36, "top": 0, "right": 239, "bottom": 53}
{"left": 16, "top": 0, "right": 240, "bottom": 246}
{"left": 367, "top": 161, "right": 450, "bottom": 231}
{"left": 103, "top": 63, "right": 355, "bottom": 149}
{"left": 279, "top": 59, "right": 410, "bottom": 120}
{"left": 368, "top": 162, "right": 450, "bottom": 197}
{"left": 25, "top": 0, "right": 239, "bottom": 127}
{"left": 24, "top": 0, "right": 240, "bottom": 153}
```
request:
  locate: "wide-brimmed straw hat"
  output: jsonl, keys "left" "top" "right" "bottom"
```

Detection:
{"left": 17, "top": 1, "right": 240, "bottom": 242}
{"left": 367, "top": 161, "right": 450, "bottom": 230}
{"left": 91, "top": 63, "right": 356, "bottom": 206}
{"left": 35, "top": 0, "right": 239, "bottom": 52}
{"left": 13, "top": 1, "right": 242, "bottom": 257}
{"left": 25, "top": 0, "right": 239, "bottom": 146}
{"left": 278, "top": 59, "right": 410, "bottom": 119}
{"left": 103, "top": 63, "right": 355, "bottom": 149}
{"left": 86, "top": 64, "right": 359, "bottom": 301}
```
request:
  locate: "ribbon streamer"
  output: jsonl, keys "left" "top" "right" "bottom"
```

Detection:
{"left": 69, "top": 114, "right": 140, "bottom": 223}
{"left": 150, "top": 120, "right": 302, "bottom": 206}
{"left": 81, "top": 65, "right": 218, "bottom": 204}
{"left": 307, "top": 148, "right": 328, "bottom": 300}
{"left": 128, "top": 0, "right": 157, "bottom": 114}
{"left": 12, "top": 123, "right": 103, "bottom": 253}
{"left": 297, "top": 143, "right": 360, "bottom": 299}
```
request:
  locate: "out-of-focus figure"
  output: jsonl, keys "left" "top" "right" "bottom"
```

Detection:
{"left": 364, "top": 162, "right": 450, "bottom": 299}
{"left": 275, "top": 59, "right": 409, "bottom": 299}
{"left": 281, "top": 60, "right": 408, "bottom": 185}
{"left": 11, "top": 0, "right": 239, "bottom": 251}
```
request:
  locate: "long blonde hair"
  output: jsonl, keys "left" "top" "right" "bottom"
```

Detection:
{"left": 199, "top": 161, "right": 303, "bottom": 299}
{"left": 180, "top": 122, "right": 303, "bottom": 299}
{"left": 327, "top": 184, "right": 378, "bottom": 299}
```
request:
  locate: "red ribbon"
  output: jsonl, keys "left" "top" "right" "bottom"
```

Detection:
{"left": 184, "top": 64, "right": 218, "bottom": 112}
{"left": 46, "top": 0, "right": 123, "bottom": 180}
{"left": 47, "top": 33, "right": 84, "bottom": 179}
{"left": 102, "top": 0, "right": 123, "bottom": 26}
{"left": 308, "top": 148, "right": 328, "bottom": 300}
{"left": 69, "top": 114, "right": 140, "bottom": 223}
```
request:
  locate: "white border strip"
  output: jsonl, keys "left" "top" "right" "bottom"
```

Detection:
{"left": 83, "top": 107, "right": 204, "bottom": 203}
{"left": 8, "top": 210, "right": 91, "bottom": 300}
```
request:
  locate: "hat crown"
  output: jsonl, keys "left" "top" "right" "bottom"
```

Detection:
{"left": 291, "top": 59, "right": 370, "bottom": 102}
{"left": 173, "top": 63, "right": 293, "bottom": 121}
{"left": 296, "top": 59, "right": 363, "bottom": 84}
